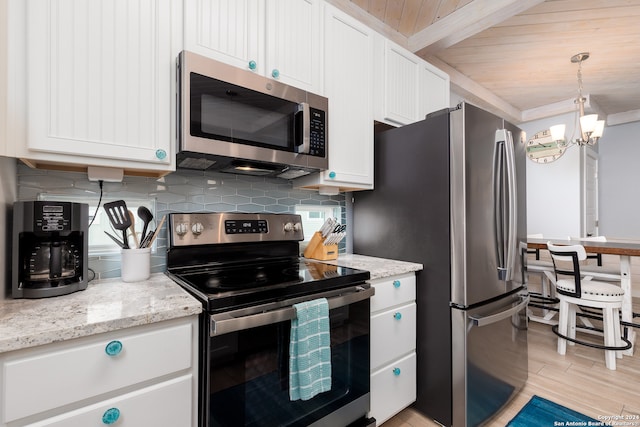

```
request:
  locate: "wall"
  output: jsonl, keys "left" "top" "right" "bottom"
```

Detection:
{"left": 1, "top": 156, "right": 17, "bottom": 300}
{"left": 520, "top": 114, "right": 640, "bottom": 240}
{"left": 519, "top": 112, "right": 586, "bottom": 239}
{"left": 598, "top": 121, "right": 640, "bottom": 239}
{"left": 15, "top": 162, "right": 345, "bottom": 280}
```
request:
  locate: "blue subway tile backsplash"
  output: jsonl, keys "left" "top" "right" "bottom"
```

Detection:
{"left": 16, "top": 163, "right": 345, "bottom": 280}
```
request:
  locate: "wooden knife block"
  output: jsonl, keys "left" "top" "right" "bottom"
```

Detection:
{"left": 303, "top": 231, "right": 338, "bottom": 260}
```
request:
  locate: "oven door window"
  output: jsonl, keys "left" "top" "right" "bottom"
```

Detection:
{"left": 190, "top": 72, "right": 297, "bottom": 152}
{"left": 206, "top": 301, "right": 370, "bottom": 427}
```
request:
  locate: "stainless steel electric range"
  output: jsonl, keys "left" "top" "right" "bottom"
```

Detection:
{"left": 165, "top": 212, "right": 375, "bottom": 427}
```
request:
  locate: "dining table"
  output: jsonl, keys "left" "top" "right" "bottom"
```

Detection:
{"left": 527, "top": 237, "right": 640, "bottom": 356}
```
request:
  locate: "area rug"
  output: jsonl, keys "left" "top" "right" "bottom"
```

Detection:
{"left": 507, "top": 395, "right": 600, "bottom": 426}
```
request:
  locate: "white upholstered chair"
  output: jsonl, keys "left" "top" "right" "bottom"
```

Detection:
{"left": 545, "top": 242, "right": 630, "bottom": 370}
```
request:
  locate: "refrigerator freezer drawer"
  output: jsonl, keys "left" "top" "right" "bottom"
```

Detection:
{"left": 371, "top": 302, "right": 416, "bottom": 370}
{"left": 370, "top": 273, "right": 416, "bottom": 312}
{"left": 369, "top": 352, "right": 417, "bottom": 425}
{"left": 451, "top": 293, "right": 529, "bottom": 427}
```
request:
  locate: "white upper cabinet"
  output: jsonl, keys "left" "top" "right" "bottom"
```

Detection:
{"left": 184, "top": 0, "right": 323, "bottom": 94}
{"left": 294, "top": 4, "right": 375, "bottom": 192}
{"left": 9, "top": 0, "right": 181, "bottom": 176}
{"left": 375, "top": 37, "right": 450, "bottom": 126}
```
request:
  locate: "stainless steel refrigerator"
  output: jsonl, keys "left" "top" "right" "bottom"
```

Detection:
{"left": 352, "top": 102, "right": 529, "bottom": 426}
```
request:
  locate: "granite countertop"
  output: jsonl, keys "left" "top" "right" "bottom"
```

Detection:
{"left": 323, "top": 254, "right": 423, "bottom": 280}
{"left": 0, "top": 274, "right": 202, "bottom": 354}
{"left": 0, "top": 254, "right": 419, "bottom": 355}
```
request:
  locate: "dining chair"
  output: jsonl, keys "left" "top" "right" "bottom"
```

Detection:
{"left": 546, "top": 242, "right": 630, "bottom": 370}
{"left": 569, "top": 235, "right": 605, "bottom": 265}
{"left": 568, "top": 236, "right": 620, "bottom": 280}
{"left": 526, "top": 234, "right": 559, "bottom": 325}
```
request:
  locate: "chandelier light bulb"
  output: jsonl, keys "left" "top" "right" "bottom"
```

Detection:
{"left": 580, "top": 114, "right": 598, "bottom": 135}
{"left": 592, "top": 120, "right": 605, "bottom": 139}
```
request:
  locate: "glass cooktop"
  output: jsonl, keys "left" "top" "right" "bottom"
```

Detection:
{"left": 169, "top": 258, "right": 370, "bottom": 313}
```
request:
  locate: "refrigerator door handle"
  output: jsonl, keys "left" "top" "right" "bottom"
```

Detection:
{"left": 494, "top": 129, "right": 518, "bottom": 281}
{"left": 468, "top": 295, "right": 529, "bottom": 327}
{"left": 493, "top": 131, "right": 507, "bottom": 279}
{"left": 504, "top": 129, "right": 518, "bottom": 281}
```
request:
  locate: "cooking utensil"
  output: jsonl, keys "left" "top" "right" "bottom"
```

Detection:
{"left": 103, "top": 200, "right": 132, "bottom": 249}
{"left": 104, "top": 231, "right": 126, "bottom": 248}
{"left": 142, "top": 215, "right": 166, "bottom": 248}
{"left": 128, "top": 210, "right": 140, "bottom": 248}
{"left": 137, "top": 206, "right": 154, "bottom": 243}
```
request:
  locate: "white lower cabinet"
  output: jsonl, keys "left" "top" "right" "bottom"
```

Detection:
{"left": 368, "top": 273, "right": 417, "bottom": 424}
{"left": 0, "top": 317, "right": 198, "bottom": 427}
{"left": 370, "top": 353, "right": 417, "bottom": 425}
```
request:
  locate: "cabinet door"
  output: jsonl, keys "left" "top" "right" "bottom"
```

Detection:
{"left": 265, "top": 0, "right": 323, "bottom": 94}
{"left": 321, "top": 5, "right": 374, "bottom": 188}
{"left": 25, "top": 0, "right": 177, "bottom": 170}
{"left": 184, "top": 0, "right": 264, "bottom": 73}
{"left": 380, "top": 39, "right": 421, "bottom": 125}
{"left": 419, "top": 61, "right": 451, "bottom": 118}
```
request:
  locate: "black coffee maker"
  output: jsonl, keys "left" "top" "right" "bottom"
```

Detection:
{"left": 12, "top": 201, "right": 89, "bottom": 298}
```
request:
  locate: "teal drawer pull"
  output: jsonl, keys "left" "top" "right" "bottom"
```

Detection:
{"left": 105, "top": 340, "right": 123, "bottom": 356}
{"left": 102, "top": 407, "right": 120, "bottom": 424}
{"left": 393, "top": 367, "right": 401, "bottom": 376}
{"left": 155, "top": 149, "right": 167, "bottom": 160}
{"left": 393, "top": 312, "right": 402, "bottom": 320}
{"left": 271, "top": 68, "right": 280, "bottom": 78}
{"left": 393, "top": 280, "right": 401, "bottom": 288}
{"left": 248, "top": 60, "right": 257, "bottom": 70}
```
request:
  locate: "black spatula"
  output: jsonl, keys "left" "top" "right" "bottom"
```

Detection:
{"left": 104, "top": 200, "right": 132, "bottom": 249}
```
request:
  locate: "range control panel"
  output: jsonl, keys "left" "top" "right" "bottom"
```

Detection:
{"left": 169, "top": 213, "right": 304, "bottom": 246}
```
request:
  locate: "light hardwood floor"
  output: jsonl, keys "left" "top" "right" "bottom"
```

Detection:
{"left": 382, "top": 298, "right": 640, "bottom": 427}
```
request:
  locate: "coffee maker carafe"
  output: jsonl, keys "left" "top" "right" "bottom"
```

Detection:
{"left": 12, "top": 201, "right": 89, "bottom": 298}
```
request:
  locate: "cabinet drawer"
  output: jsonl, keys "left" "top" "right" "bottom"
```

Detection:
{"left": 3, "top": 323, "right": 192, "bottom": 423}
{"left": 370, "top": 273, "right": 416, "bottom": 312}
{"left": 370, "top": 302, "right": 416, "bottom": 370}
{"left": 24, "top": 375, "right": 192, "bottom": 427}
{"left": 369, "top": 352, "right": 417, "bottom": 424}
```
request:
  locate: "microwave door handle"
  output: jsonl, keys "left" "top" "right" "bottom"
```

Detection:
{"left": 295, "top": 102, "right": 311, "bottom": 154}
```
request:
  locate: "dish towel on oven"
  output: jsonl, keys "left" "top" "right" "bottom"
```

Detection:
{"left": 289, "top": 297, "right": 332, "bottom": 401}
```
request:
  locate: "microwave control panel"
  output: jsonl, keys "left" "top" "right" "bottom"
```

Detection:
{"left": 309, "top": 108, "right": 326, "bottom": 158}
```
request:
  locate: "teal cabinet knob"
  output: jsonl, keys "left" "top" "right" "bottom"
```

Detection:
{"left": 393, "top": 280, "right": 401, "bottom": 288}
{"left": 155, "top": 149, "right": 167, "bottom": 160}
{"left": 248, "top": 60, "right": 257, "bottom": 70}
{"left": 102, "top": 407, "right": 120, "bottom": 424}
{"left": 271, "top": 68, "right": 280, "bottom": 78}
{"left": 105, "top": 340, "right": 123, "bottom": 356}
{"left": 393, "top": 312, "right": 402, "bottom": 320}
{"left": 328, "top": 171, "right": 336, "bottom": 179}
{"left": 393, "top": 367, "right": 401, "bottom": 376}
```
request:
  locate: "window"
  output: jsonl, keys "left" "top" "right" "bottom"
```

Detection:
{"left": 294, "top": 205, "right": 342, "bottom": 241}
{"left": 39, "top": 194, "right": 156, "bottom": 255}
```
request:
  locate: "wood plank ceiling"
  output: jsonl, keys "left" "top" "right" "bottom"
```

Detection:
{"left": 328, "top": 0, "right": 640, "bottom": 125}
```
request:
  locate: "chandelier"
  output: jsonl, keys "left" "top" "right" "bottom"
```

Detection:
{"left": 550, "top": 52, "right": 605, "bottom": 147}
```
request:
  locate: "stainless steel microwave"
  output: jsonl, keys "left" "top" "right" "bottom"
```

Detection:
{"left": 177, "top": 51, "right": 328, "bottom": 179}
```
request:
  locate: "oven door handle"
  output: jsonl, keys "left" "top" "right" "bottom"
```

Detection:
{"left": 211, "top": 286, "right": 375, "bottom": 336}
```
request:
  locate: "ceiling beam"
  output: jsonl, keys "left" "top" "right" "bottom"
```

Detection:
{"left": 408, "top": 0, "right": 545, "bottom": 55}
{"left": 426, "top": 56, "right": 522, "bottom": 124}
